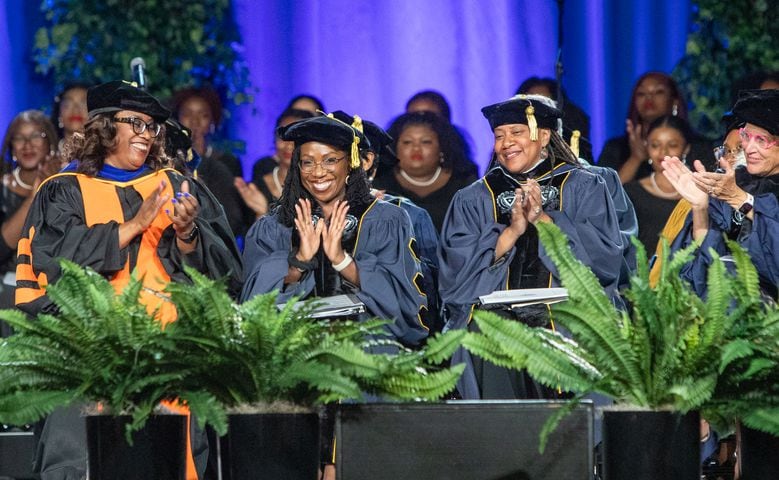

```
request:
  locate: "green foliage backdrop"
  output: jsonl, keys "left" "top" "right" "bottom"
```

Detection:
{"left": 33, "top": 0, "right": 254, "bottom": 105}
{"left": 673, "top": 1, "right": 779, "bottom": 136}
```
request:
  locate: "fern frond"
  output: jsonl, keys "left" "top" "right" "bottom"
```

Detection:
{"left": 0, "top": 390, "right": 77, "bottom": 425}
{"left": 423, "top": 330, "right": 467, "bottom": 363}
{"left": 181, "top": 390, "right": 229, "bottom": 436}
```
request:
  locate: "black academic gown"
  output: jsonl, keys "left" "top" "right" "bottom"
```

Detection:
{"left": 16, "top": 166, "right": 242, "bottom": 480}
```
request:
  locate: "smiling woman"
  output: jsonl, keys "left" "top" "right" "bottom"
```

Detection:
{"left": 14, "top": 80, "right": 242, "bottom": 480}
{"left": 240, "top": 114, "right": 429, "bottom": 348}
{"left": 438, "top": 94, "right": 624, "bottom": 400}
{"left": 664, "top": 89, "right": 779, "bottom": 300}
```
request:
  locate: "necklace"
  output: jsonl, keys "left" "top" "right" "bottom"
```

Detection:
{"left": 649, "top": 172, "right": 680, "bottom": 200}
{"left": 399, "top": 166, "right": 442, "bottom": 187}
{"left": 12, "top": 167, "right": 34, "bottom": 190}
{"left": 272, "top": 166, "right": 283, "bottom": 193}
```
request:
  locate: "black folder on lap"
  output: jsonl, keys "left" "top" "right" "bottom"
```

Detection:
{"left": 335, "top": 401, "right": 593, "bottom": 480}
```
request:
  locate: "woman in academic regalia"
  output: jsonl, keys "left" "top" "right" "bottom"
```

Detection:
{"left": 16, "top": 80, "right": 242, "bottom": 480}
{"left": 240, "top": 114, "right": 428, "bottom": 348}
{"left": 664, "top": 89, "right": 779, "bottom": 300}
{"left": 438, "top": 94, "right": 623, "bottom": 400}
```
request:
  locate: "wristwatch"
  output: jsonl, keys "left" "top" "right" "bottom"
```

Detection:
{"left": 738, "top": 193, "right": 755, "bottom": 215}
{"left": 178, "top": 224, "right": 199, "bottom": 244}
{"left": 733, "top": 193, "right": 754, "bottom": 225}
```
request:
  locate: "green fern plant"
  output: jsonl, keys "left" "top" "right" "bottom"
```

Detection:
{"left": 0, "top": 260, "right": 205, "bottom": 437}
{"left": 462, "top": 222, "right": 779, "bottom": 450}
{"left": 165, "top": 268, "right": 465, "bottom": 420}
{"left": 0, "top": 260, "right": 464, "bottom": 440}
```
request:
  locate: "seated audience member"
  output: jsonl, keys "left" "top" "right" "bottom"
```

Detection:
{"left": 286, "top": 93, "right": 326, "bottom": 114}
{"left": 0, "top": 111, "right": 59, "bottom": 327}
{"left": 406, "top": 89, "right": 479, "bottom": 177}
{"left": 51, "top": 82, "right": 90, "bottom": 152}
{"left": 598, "top": 71, "right": 713, "bottom": 184}
{"left": 240, "top": 108, "right": 314, "bottom": 214}
{"left": 517, "top": 76, "right": 593, "bottom": 161}
{"left": 623, "top": 115, "right": 693, "bottom": 253}
{"left": 373, "top": 111, "right": 477, "bottom": 231}
{"left": 172, "top": 86, "right": 253, "bottom": 237}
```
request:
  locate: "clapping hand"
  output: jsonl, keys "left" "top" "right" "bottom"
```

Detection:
{"left": 691, "top": 158, "right": 743, "bottom": 207}
{"left": 293, "top": 198, "right": 323, "bottom": 262}
{"left": 234, "top": 177, "right": 269, "bottom": 217}
{"left": 321, "top": 200, "right": 350, "bottom": 264}
{"left": 167, "top": 180, "right": 200, "bottom": 241}
{"left": 626, "top": 119, "right": 648, "bottom": 162}
{"left": 661, "top": 156, "right": 708, "bottom": 209}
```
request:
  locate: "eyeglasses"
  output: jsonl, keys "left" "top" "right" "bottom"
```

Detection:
{"left": 113, "top": 116, "right": 161, "bottom": 138}
{"left": 739, "top": 127, "right": 777, "bottom": 150}
{"left": 11, "top": 132, "right": 47, "bottom": 148}
{"left": 299, "top": 156, "right": 345, "bottom": 173}
{"left": 713, "top": 145, "right": 744, "bottom": 161}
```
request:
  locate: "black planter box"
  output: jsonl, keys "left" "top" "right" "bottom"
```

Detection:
{"left": 220, "top": 413, "right": 320, "bottom": 480}
{"left": 602, "top": 409, "right": 700, "bottom": 480}
{"left": 86, "top": 414, "right": 187, "bottom": 480}
{"left": 739, "top": 425, "right": 779, "bottom": 479}
{"left": 335, "top": 400, "right": 593, "bottom": 480}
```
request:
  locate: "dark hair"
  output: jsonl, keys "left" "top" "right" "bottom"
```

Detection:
{"left": 386, "top": 111, "right": 472, "bottom": 176}
{"left": 285, "top": 94, "right": 326, "bottom": 114}
{"left": 171, "top": 86, "right": 224, "bottom": 126}
{"left": 627, "top": 72, "right": 687, "bottom": 126}
{"left": 64, "top": 113, "right": 168, "bottom": 176}
{"left": 51, "top": 82, "right": 91, "bottom": 138}
{"left": 2, "top": 110, "right": 59, "bottom": 173}
{"left": 516, "top": 77, "right": 558, "bottom": 98}
{"left": 405, "top": 90, "right": 452, "bottom": 123}
{"left": 646, "top": 115, "right": 693, "bottom": 145}
{"left": 275, "top": 147, "right": 373, "bottom": 227}
{"left": 275, "top": 108, "right": 314, "bottom": 129}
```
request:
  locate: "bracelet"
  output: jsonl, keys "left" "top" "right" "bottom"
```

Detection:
{"left": 332, "top": 253, "right": 353, "bottom": 272}
{"left": 177, "top": 224, "right": 199, "bottom": 244}
{"left": 288, "top": 252, "right": 318, "bottom": 273}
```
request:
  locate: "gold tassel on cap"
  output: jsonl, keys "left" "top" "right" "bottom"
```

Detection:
{"left": 350, "top": 115, "right": 363, "bottom": 169}
{"left": 570, "top": 130, "right": 581, "bottom": 158}
{"left": 351, "top": 115, "right": 364, "bottom": 133}
{"left": 327, "top": 112, "right": 362, "bottom": 169}
{"left": 525, "top": 105, "right": 538, "bottom": 141}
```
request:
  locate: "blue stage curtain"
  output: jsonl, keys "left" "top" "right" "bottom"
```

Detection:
{"left": 1, "top": 0, "right": 690, "bottom": 173}
{"left": 0, "top": 1, "right": 51, "bottom": 131}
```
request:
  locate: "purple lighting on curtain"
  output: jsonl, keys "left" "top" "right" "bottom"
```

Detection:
{"left": 232, "top": 0, "right": 559, "bottom": 176}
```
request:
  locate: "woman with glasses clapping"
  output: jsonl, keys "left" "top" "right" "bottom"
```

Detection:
{"left": 663, "top": 89, "right": 779, "bottom": 299}
{"left": 15, "top": 81, "right": 242, "bottom": 480}
{"left": 240, "top": 114, "right": 429, "bottom": 349}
